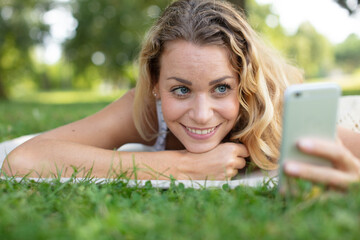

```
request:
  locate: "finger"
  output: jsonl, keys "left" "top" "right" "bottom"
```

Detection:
{"left": 237, "top": 144, "right": 250, "bottom": 158}
{"left": 225, "top": 142, "right": 250, "bottom": 158}
{"left": 284, "top": 161, "right": 358, "bottom": 190}
{"left": 234, "top": 157, "right": 246, "bottom": 169}
{"left": 227, "top": 156, "right": 246, "bottom": 170}
{"left": 225, "top": 168, "right": 239, "bottom": 179}
{"left": 297, "top": 138, "right": 354, "bottom": 168}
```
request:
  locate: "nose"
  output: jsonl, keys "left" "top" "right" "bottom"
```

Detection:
{"left": 189, "top": 94, "right": 214, "bottom": 125}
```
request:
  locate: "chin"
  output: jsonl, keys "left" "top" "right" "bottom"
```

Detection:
{"left": 183, "top": 142, "right": 218, "bottom": 153}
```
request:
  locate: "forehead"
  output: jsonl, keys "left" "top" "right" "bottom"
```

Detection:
{"left": 160, "top": 40, "right": 234, "bottom": 75}
{"left": 162, "top": 40, "right": 230, "bottom": 61}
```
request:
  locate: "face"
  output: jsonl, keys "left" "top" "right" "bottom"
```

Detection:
{"left": 156, "top": 40, "right": 240, "bottom": 153}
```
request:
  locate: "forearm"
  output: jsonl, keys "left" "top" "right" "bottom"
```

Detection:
{"left": 2, "top": 139, "right": 184, "bottom": 180}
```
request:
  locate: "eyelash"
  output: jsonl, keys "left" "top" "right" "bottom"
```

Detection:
{"left": 170, "top": 83, "right": 232, "bottom": 98}
{"left": 213, "top": 83, "right": 232, "bottom": 95}
{"left": 170, "top": 86, "right": 190, "bottom": 98}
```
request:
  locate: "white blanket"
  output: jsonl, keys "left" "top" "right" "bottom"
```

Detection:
{"left": 0, "top": 134, "right": 37, "bottom": 168}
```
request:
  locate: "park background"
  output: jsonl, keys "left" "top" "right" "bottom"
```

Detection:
{"left": 1, "top": 0, "right": 360, "bottom": 102}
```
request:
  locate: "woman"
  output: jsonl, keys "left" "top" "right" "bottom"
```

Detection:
{"left": 2, "top": 0, "right": 360, "bottom": 189}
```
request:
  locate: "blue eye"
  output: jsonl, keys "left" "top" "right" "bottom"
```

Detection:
{"left": 214, "top": 84, "right": 230, "bottom": 94}
{"left": 172, "top": 86, "right": 190, "bottom": 96}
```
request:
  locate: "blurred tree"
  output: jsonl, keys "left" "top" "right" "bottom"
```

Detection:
{"left": 60, "top": 0, "right": 343, "bottom": 88}
{"left": 246, "top": 0, "right": 333, "bottom": 78}
{"left": 287, "top": 23, "right": 334, "bottom": 77}
{"left": 247, "top": 0, "right": 286, "bottom": 48}
{"left": 63, "top": 0, "right": 170, "bottom": 88}
{"left": 59, "top": 0, "right": 360, "bottom": 85}
{"left": 335, "top": 33, "right": 360, "bottom": 72}
{"left": 2, "top": 0, "right": 349, "bottom": 98}
{"left": 334, "top": 0, "right": 360, "bottom": 14}
{"left": 0, "top": 0, "right": 50, "bottom": 99}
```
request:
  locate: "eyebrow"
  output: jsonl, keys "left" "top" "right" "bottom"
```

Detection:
{"left": 208, "top": 76, "right": 234, "bottom": 86}
{"left": 167, "top": 77, "right": 192, "bottom": 85}
{"left": 167, "top": 76, "right": 234, "bottom": 86}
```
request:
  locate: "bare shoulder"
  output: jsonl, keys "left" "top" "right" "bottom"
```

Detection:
{"left": 34, "top": 89, "right": 151, "bottom": 149}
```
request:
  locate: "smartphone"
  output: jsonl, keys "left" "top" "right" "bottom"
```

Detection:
{"left": 278, "top": 82, "right": 341, "bottom": 193}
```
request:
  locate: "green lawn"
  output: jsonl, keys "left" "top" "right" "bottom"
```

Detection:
{"left": 1, "top": 90, "right": 360, "bottom": 239}
{"left": 0, "top": 101, "right": 110, "bottom": 142}
{"left": 1, "top": 177, "right": 360, "bottom": 240}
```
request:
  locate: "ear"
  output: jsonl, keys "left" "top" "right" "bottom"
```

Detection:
{"left": 152, "top": 83, "right": 160, "bottom": 100}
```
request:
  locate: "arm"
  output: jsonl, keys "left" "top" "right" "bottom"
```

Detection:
{"left": 3, "top": 141, "right": 248, "bottom": 180}
{"left": 3, "top": 137, "right": 186, "bottom": 179}
{"left": 2, "top": 90, "right": 248, "bottom": 180}
{"left": 284, "top": 126, "right": 360, "bottom": 189}
{"left": 1, "top": 89, "right": 164, "bottom": 178}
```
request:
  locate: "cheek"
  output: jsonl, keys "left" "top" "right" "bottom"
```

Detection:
{"left": 218, "top": 96, "right": 240, "bottom": 122}
{"left": 161, "top": 97, "right": 188, "bottom": 122}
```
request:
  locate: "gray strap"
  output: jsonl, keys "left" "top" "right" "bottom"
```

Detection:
{"left": 153, "top": 100, "right": 168, "bottom": 151}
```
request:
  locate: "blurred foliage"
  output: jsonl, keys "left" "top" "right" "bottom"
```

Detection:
{"left": 287, "top": 23, "right": 334, "bottom": 78}
{"left": 335, "top": 0, "right": 360, "bottom": 15}
{"left": 0, "top": 0, "right": 50, "bottom": 99}
{"left": 63, "top": 0, "right": 170, "bottom": 88}
{"left": 335, "top": 34, "right": 360, "bottom": 73}
{"left": 0, "top": 0, "right": 359, "bottom": 100}
{"left": 247, "top": 0, "right": 334, "bottom": 78}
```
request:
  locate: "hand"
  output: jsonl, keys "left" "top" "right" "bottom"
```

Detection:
{"left": 284, "top": 138, "right": 360, "bottom": 190}
{"left": 177, "top": 142, "right": 249, "bottom": 180}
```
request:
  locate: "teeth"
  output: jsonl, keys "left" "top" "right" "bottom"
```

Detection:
{"left": 186, "top": 127, "right": 215, "bottom": 135}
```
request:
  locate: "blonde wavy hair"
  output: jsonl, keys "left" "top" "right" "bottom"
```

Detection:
{"left": 133, "top": 0, "right": 303, "bottom": 170}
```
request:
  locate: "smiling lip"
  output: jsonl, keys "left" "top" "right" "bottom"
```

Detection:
{"left": 182, "top": 124, "right": 220, "bottom": 140}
